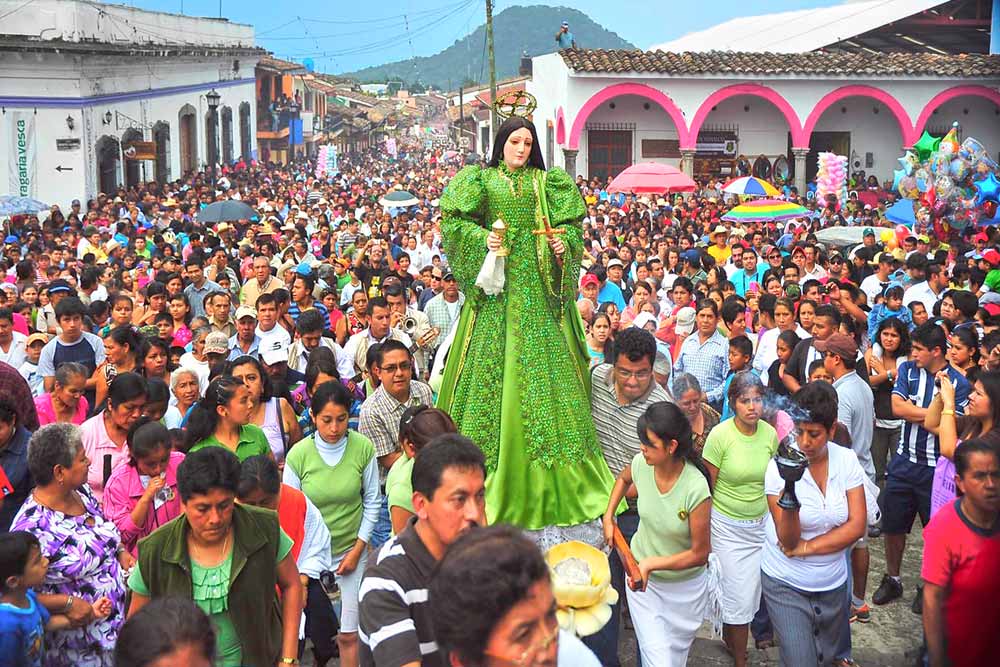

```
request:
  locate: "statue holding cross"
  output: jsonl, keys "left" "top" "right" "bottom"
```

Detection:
{"left": 435, "top": 112, "right": 614, "bottom": 542}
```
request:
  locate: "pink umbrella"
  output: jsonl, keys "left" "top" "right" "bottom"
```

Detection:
{"left": 607, "top": 162, "right": 697, "bottom": 195}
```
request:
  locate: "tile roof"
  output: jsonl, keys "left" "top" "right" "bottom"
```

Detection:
{"left": 558, "top": 49, "right": 1000, "bottom": 77}
{"left": 258, "top": 56, "right": 306, "bottom": 73}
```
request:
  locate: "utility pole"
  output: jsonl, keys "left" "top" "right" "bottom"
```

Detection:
{"left": 458, "top": 85, "right": 464, "bottom": 148}
{"left": 485, "top": 0, "right": 498, "bottom": 138}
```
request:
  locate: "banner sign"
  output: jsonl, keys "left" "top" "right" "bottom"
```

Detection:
{"left": 385, "top": 137, "right": 397, "bottom": 157}
{"left": 9, "top": 112, "right": 37, "bottom": 197}
{"left": 124, "top": 141, "right": 156, "bottom": 161}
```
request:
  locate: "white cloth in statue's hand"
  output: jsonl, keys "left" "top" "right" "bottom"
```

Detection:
{"left": 476, "top": 252, "right": 505, "bottom": 296}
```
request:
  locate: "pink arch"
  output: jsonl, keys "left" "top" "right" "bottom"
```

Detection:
{"left": 803, "top": 85, "right": 912, "bottom": 147}
{"left": 688, "top": 83, "right": 804, "bottom": 148}
{"left": 568, "top": 83, "right": 688, "bottom": 150}
{"left": 555, "top": 107, "right": 566, "bottom": 145}
{"left": 914, "top": 85, "right": 1000, "bottom": 145}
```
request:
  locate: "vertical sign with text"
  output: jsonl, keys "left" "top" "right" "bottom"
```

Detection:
{"left": 9, "top": 112, "right": 37, "bottom": 198}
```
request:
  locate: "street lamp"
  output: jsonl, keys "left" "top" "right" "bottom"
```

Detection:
{"left": 206, "top": 88, "right": 221, "bottom": 190}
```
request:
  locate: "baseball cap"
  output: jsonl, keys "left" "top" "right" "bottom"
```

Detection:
{"left": 235, "top": 305, "right": 257, "bottom": 321}
{"left": 916, "top": 234, "right": 930, "bottom": 244}
{"left": 869, "top": 251, "right": 894, "bottom": 266}
{"left": 442, "top": 270, "right": 455, "bottom": 281}
{"left": 983, "top": 249, "right": 1000, "bottom": 267}
{"left": 261, "top": 342, "right": 290, "bottom": 366}
{"left": 681, "top": 249, "right": 701, "bottom": 264}
{"left": 607, "top": 258, "right": 624, "bottom": 269}
{"left": 984, "top": 303, "right": 1000, "bottom": 317}
{"left": 203, "top": 331, "right": 229, "bottom": 356}
{"left": 814, "top": 332, "right": 858, "bottom": 361}
{"left": 580, "top": 273, "right": 599, "bottom": 288}
{"left": 674, "top": 307, "right": 696, "bottom": 336}
{"left": 46, "top": 279, "right": 72, "bottom": 295}
{"left": 26, "top": 333, "right": 48, "bottom": 346}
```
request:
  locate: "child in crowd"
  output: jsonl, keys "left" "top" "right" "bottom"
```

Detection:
{"left": 153, "top": 312, "right": 174, "bottom": 343}
{"left": 0, "top": 531, "right": 112, "bottom": 666}
{"left": 18, "top": 334, "right": 47, "bottom": 398}
{"left": 808, "top": 358, "right": 833, "bottom": 384}
{"left": 721, "top": 335, "right": 755, "bottom": 420}
{"left": 867, "top": 284, "right": 913, "bottom": 344}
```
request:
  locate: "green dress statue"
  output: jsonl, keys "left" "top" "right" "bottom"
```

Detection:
{"left": 436, "top": 161, "right": 615, "bottom": 530}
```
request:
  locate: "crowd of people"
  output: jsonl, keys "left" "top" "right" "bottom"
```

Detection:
{"left": 0, "top": 135, "right": 998, "bottom": 667}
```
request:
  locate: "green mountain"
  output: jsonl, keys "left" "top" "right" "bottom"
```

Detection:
{"left": 341, "top": 5, "right": 634, "bottom": 90}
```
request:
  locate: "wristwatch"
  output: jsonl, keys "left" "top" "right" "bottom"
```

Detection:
{"left": 63, "top": 595, "right": 75, "bottom": 613}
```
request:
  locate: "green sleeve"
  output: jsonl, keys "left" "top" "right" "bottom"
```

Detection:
{"left": 128, "top": 564, "right": 150, "bottom": 596}
{"left": 277, "top": 528, "right": 293, "bottom": 563}
{"left": 542, "top": 168, "right": 587, "bottom": 302}
{"left": 701, "top": 424, "right": 725, "bottom": 469}
{"left": 244, "top": 424, "right": 271, "bottom": 457}
{"left": 986, "top": 270, "right": 1000, "bottom": 292}
{"left": 439, "top": 166, "right": 489, "bottom": 300}
{"left": 684, "top": 464, "right": 712, "bottom": 510}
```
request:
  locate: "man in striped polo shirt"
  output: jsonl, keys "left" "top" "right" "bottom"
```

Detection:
{"left": 359, "top": 435, "right": 486, "bottom": 667}
{"left": 874, "top": 323, "right": 970, "bottom": 608}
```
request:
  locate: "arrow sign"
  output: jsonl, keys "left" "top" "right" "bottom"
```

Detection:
{"left": 55, "top": 165, "right": 73, "bottom": 172}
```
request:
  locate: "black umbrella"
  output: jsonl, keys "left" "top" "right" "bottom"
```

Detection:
{"left": 197, "top": 200, "right": 258, "bottom": 223}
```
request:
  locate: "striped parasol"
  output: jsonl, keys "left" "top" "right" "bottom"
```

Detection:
{"left": 721, "top": 176, "right": 781, "bottom": 197}
{"left": 721, "top": 199, "right": 809, "bottom": 223}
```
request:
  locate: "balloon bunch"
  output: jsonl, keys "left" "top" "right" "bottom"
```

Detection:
{"left": 893, "top": 122, "right": 1000, "bottom": 232}
{"left": 815, "top": 152, "right": 848, "bottom": 209}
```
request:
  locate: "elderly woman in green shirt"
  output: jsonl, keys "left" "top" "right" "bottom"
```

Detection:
{"left": 127, "top": 447, "right": 302, "bottom": 667}
{"left": 184, "top": 375, "right": 272, "bottom": 461}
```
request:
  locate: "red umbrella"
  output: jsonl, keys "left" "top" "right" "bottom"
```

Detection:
{"left": 607, "top": 162, "right": 697, "bottom": 195}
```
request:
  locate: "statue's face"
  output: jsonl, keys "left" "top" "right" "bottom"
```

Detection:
{"left": 503, "top": 128, "right": 533, "bottom": 171}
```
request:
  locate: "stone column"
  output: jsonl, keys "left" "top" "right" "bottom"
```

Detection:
{"left": 562, "top": 148, "right": 579, "bottom": 178}
{"left": 680, "top": 149, "right": 696, "bottom": 178}
{"left": 792, "top": 147, "right": 810, "bottom": 196}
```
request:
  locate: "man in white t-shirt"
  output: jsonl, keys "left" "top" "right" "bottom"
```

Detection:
{"left": 254, "top": 292, "right": 291, "bottom": 356}
{"left": 859, "top": 252, "right": 894, "bottom": 305}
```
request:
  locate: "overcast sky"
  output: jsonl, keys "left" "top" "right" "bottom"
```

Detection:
{"left": 114, "top": 0, "right": 838, "bottom": 73}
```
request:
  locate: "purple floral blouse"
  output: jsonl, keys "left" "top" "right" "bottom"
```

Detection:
{"left": 12, "top": 485, "right": 126, "bottom": 667}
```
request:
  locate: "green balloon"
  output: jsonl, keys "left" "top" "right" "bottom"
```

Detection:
{"left": 913, "top": 130, "right": 941, "bottom": 162}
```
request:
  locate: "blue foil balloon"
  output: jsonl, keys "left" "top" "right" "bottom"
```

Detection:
{"left": 975, "top": 172, "right": 1000, "bottom": 206}
{"left": 892, "top": 168, "right": 906, "bottom": 192}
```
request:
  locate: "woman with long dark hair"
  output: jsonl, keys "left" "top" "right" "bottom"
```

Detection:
{"left": 925, "top": 369, "right": 1000, "bottom": 516}
{"left": 865, "top": 317, "right": 911, "bottom": 485}
{"left": 92, "top": 325, "right": 142, "bottom": 409}
{"left": 80, "top": 372, "right": 148, "bottom": 502}
{"left": 184, "top": 375, "right": 271, "bottom": 461}
{"left": 602, "top": 401, "right": 712, "bottom": 665}
{"left": 226, "top": 356, "right": 302, "bottom": 463}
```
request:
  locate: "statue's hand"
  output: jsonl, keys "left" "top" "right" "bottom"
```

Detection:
{"left": 549, "top": 236, "right": 566, "bottom": 258}
{"left": 486, "top": 231, "right": 503, "bottom": 253}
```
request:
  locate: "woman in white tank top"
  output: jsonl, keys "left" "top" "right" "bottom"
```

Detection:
{"left": 227, "top": 355, "right": 302, "bottom": 463}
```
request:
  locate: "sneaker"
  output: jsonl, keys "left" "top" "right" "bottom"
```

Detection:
{"left": 911, "top": 584, "right": 924, "bottom": 615}
{"left": 850, "top": 603, "right": 871, "bottom": 623}
{"left": 872, "top": 574, "right": 903, "bottom": 605}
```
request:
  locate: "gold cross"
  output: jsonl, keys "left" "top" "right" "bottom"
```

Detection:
{"left": 531, "top": 216, "right": 566, "bottom": 238}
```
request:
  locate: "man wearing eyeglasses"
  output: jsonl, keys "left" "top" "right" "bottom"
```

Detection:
{"left": 359, "top": 339, "right": 433, "bottom": 551}
{"left": 586, "top": 327, "right": 669, "bottom": 666}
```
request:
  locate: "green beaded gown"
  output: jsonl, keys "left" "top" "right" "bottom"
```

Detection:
{"left": 436, "top": 162, "right": 615, "bottom": 530}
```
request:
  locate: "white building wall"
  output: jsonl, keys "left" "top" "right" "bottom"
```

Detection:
{"left": 0, "top": 50, "right": 257, "bottom": 208}
{"left": 527, "top": 55, "right": 1000, "bottom": 182}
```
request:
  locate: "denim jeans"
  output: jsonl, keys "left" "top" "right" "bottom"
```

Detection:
{"left": 583, "top": 510, "right": 641, "bottom": 667}
{"left": 370, "top": 495, "right": 391, "bottom": 551}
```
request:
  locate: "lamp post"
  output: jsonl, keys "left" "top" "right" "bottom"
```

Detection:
{"left": 206, "top": 88, "right": 221, "bottom": 191}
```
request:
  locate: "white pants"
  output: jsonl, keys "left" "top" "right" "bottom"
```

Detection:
{"left": 626, "top": 570, "right": 707, "bottom": 666}
{"left": 710, "top": 508, "right": 765, "bottom": 625}
{"left": 332, "top": 548, "right": 369, "bottom": 633}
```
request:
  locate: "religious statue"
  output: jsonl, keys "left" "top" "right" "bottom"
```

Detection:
{"left": 436, "top": 94, "right": 615, "bottom": 537}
